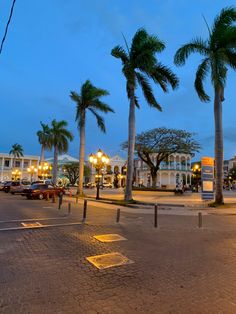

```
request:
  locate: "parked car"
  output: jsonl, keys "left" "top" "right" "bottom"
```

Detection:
{"left": 10, "top": 181, "right": 31, "bottom": 195}
{"left": 84, "top": 182, "right": 96, "bottom": 189}
{"left": 24, "top": 183, "right": 65, "bottom": 200}
{"left": 2, "top": 181, "right": 14, "bottom": 193}
{"left": 102, "top": 182, "right": 113, "bottom": 188}
{"left": 0, "top": 181, "right": 6, "bottom": 191}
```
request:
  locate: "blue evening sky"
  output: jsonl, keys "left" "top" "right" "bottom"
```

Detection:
{"left": 0, "top": 0, "right": 236, "bottom": 161}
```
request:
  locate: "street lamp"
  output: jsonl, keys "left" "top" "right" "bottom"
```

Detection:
{"left": 12, "top": 169, "right": 21, "bottom": 181}
{"left": 38, "top": 162, "right": 51, "bottom": 180}
{"left": 27, "top": 165, "right": 38, "bottom": 183}
{"left": 89, "top": 149, "right": 109, "bottom": 199}
{"left": 192, "top": 164, "right": 201, "bottom": 192}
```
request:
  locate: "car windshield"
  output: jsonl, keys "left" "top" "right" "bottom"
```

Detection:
{"left": 30, "top": 184, "right": 46, "bottom": 189}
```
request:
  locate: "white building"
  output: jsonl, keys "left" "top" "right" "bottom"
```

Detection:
{"left": 0, "top": 153, "right": 39, "bottom": 181}
{"left": 134, "top": 153, "right": 192, "bottom": 189}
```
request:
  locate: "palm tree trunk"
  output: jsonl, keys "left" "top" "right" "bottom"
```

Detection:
{"left": 52, "top": 146, "right": 58, "bottom": 185}
{"left": 40, "top": 145, "right": 45, "bottom": 165}
{"left": 125, "top": 88, "right": 135, "bottom": 201}
{"left": 214, "top": 86, "right": 224, "bottom": 204}
{"left": 77, "top": 119, "right": 85, "bottom": 195}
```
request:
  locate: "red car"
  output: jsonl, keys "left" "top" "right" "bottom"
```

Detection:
{"left": 24, "top": 183, "right": 65, "bottom": 200}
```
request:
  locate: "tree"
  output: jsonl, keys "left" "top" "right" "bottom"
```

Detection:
{"left": 70, "top": 80, "right": 114, "bottom": 196}
{"left": 36, "top": 122, "right": 51, "bottom": 165}
{"left": 49, "top": 120, "right": 73, "bottom": 184}
{"left": 62, "top": 162, "right": 91, "bottom": 186}
{"left": 111, "top": 28, "right": 179, "bottom": 201}
{"left": 9, "top": 143, "right": 24, "bottom": 168}
{"left": 122, "top": 128, "right": 200, "bottom": 188}
{"left": 174, "top": 7, "right": 236, "bottom": 204}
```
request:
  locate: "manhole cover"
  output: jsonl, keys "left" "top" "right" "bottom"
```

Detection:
{"left": 86, "top": 252, "right": 134, "bottom": 269}
{"left": 21, "top": 222, "right": 42, "bottom": 227}
{"left": 93, "top": 234, "right": 127, "bottom": 242}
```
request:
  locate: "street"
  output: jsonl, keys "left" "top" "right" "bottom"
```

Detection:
{"left": 1, "top": 192, "right": 236, "bottom": 313}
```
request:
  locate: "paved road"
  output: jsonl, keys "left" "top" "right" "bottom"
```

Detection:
{"left": 1, "top": 192, "right": 236, "bottom": 313}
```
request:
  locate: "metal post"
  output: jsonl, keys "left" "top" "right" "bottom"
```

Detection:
{"left": 198, "top": 212, "right": 202, "bottom": 228}
{"left": 52, "top": 192, "right": 56, "bottom": 203}
{"left": 58, "top": 194, "right": 63, "bottom": 210}
{"left": 154, "top": 204, "right": 158, "bottom": 228}
{"left": 96, "top": 175, "right": 100, "bottom": 200}
{"left": 46, "top": 192, "right": 49, "bottom": 201}
{"left": 116, "top": 208, "right": 120, "bottom": 223}
{"left": 83, "top": 199, "right": 87, "bottom": 220}
{"left": 68, "top": 203, "right": 71, "bottom": 215}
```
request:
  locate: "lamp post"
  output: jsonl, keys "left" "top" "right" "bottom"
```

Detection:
{"left": 27, "top": 165, "right": 38, "bottom": 183}
{"left": 89, "top": 149, "right": 109, "bottom": 200}
{"left": 12, "top": 169, "right": 21, "bottom": 181}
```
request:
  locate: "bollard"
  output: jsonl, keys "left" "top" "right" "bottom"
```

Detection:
{"left": 198, "top": 212, "right": 202, "bottom": 228}
{"left": 52, "top": 192, "right": 56, "bottom": 203}
{"left": 75, "top": 197, "right": 78, "bottom": 204}
{"left": 154, "top": 204, "right": 158, "bottom": 228}
{"left": 58, "top": 194, "right": 63, "bottom": 210}
{"left": 83, "top": 199, "right": 87, "bottom": 221}
{"left": 68, "top": 202, "right": 71, "bottom": 215}
{"left": 116, "top": 208, "right": 120, "bottom": 223}
{"left": 46, "top": 192, "right": 49, "bottom": 201}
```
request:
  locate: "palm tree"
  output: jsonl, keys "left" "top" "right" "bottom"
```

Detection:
{"left": 9, "top": 143, "right": 24, "bottom": 168}
{"left": 70, "top": 80, "right": 114, "bottom": 195}
{"left": 49, "top": 119, "right": 73, "bottom": 184}
{"left": 111, "top": 28, "right": 179, "bottom": 201}
{"left": 174, "top": 7, "right": 236, "bottom": 204}
{"left": 37, "top": 122, "right": 51, "bottom": 165}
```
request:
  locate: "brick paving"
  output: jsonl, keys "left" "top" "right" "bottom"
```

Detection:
{"left": 1, "top": 193, "right": 236, "bottom": 313}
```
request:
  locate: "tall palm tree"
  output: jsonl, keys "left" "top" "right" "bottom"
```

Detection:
{"left": 49, "top": 119, "right": 73, "bottom": 184}
{"left": 111, "top": 28, "right": 179, "bottom": 201}
{"left": 37, "top": 122, "right": 51, "bottom": 165}
{"left": 70, "top": 80, "right": 114, "bottom": 195}
{"left": 174, "top": 7, "right": 236, "bottom": 204}
{"left": 9, "top": 143, "right": 24, "bottom": 168}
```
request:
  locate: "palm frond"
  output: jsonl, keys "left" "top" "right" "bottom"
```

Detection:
{"left": 150, "top": 63, "right": 179, "bottom": 90}
{"left": 174, "top": 38, "right": 209, "bottom": 66}
{"left": 90, "top": 100, "right": 115, "bottom": 113}
{"left": 212, "top": 7, "right": 236, "bottom": 33}
{"left": 89, "top": 108, "right": 106, "bottom": 133}
{"left": 111, "top": 45, "right": 129, "bottom": 63}
{"left": 136, "top": 72, "right": 162, "bottom": 111}
{"left": 194, "top": 58, "right": 210, "bottom": 102}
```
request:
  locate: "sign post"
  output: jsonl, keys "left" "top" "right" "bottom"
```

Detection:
{"left": 201, "top": 157, "right": 214, "bottom": 201}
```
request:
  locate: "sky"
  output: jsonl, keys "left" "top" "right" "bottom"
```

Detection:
{"left": 0, "top": 0, "right": 236, "bottom": 161}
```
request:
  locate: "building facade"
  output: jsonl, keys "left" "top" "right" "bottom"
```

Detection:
{"left": 0, "top": 153, "right": 39, "bottom": 181}
{"left": 134, "top": 153, "right": 192, "bottom": 189}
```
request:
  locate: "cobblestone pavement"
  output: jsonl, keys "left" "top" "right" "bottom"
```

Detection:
{"left": 1, "top": 193, "right": 236, "bottom": 313}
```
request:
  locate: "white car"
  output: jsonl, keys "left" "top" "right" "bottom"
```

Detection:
{"left": 102, "top": 182, "right": 113, "bottom": 188}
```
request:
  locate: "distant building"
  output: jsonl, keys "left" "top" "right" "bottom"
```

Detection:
{"left": 0, "top": 153, "right": 39, "bottom": 181}
{"left": 133, "top": 153, "right": 192, "bottom": 189}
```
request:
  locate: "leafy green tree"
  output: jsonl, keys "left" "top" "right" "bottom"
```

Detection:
{"left": 49, "top": 120, "right": 73, "bottom": 184}
{"left": 174, "top": 7, "right": 236, "bottom": 204}
{"left": 228, "top": 166, "right": 236, "bottom": 181}
{"left": 112, "top": 28, "right": 179, "bottom": 201}
{"left": 122, "top": 128, "right": 200, "bottom": 188}
{"left": 36, "top": 122, "right": 51, "bottom": 165}
{"left": 70, "top": 80, "right": 114, "bottom": 195}
{"left": 62, "top": 162, "right": 91, "bottom": 186}
{"left": 9, "top": 143, "right": 24, "bottom": 168}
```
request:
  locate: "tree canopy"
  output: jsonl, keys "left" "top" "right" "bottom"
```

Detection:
{"left": 62, "top": 162, "right": 91, "bottom": 186}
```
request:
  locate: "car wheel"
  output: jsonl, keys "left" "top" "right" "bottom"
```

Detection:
{"left": 38, "top": 193, "right": 44, "bottom": 200}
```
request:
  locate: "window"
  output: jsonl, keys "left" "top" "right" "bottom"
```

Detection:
{"left": 4, "top": 160, "right": 10, "bottom": 167}
{"left": 15, "top": 161, "right": 21, "bottom": 167}
{"left": 23, "top": 161, "right": 29, "bottom": 168}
